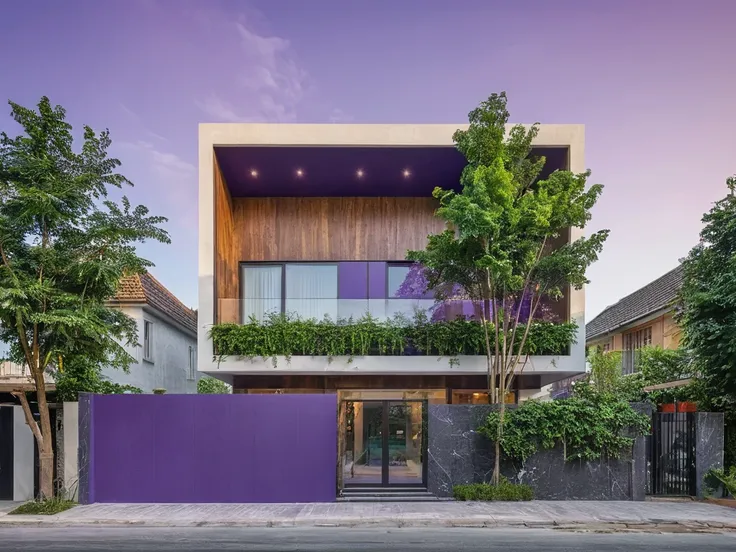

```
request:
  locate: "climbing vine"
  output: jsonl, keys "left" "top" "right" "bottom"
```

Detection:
{"left": 209, "top": 313, "right": 577, "bottom": 363}
{"left": 479, "top": 397, "right": 650, "bottom": 462}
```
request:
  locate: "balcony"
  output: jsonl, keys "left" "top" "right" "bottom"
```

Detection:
{"left": 0, "top": 359, "right": 55, "bottom": 390}
{"left": 210, "top": 298, "right": 578, "bottom": 378}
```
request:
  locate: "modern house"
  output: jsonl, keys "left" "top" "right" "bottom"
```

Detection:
{"left": 199, "top": 123, "right": 587, "bottom": 490}
{"left": 586, "top": 264, "right": 684, "bottom": 374}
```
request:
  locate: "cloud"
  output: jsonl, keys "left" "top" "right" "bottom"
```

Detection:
{"left": 329, "top": 108, "right": 354, "bottom": 123}
{"left": 121, "top": 141, "right": 195, "bottom": 179}
{"left": 197, "top": 18, "right": 309, "bottom": 123}
{"left": 119, "top": 104, "right": 169, "bottom": 142}
{"left": 196, "top": 95, "right": 242, "bottom": 123}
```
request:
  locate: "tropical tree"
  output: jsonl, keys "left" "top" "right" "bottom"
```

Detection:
{"left": 680, "top": 174, "right": 736, "bottom": 465}
{"left": 408, "top": 92, "right": 608, "bottom": 483}
{"left": 0, "top": 97, "right": 169, "bottom": 498}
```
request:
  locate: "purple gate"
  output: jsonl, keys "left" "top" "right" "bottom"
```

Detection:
{"left": 78, "top": 393, "right": 337, "bottom": 503}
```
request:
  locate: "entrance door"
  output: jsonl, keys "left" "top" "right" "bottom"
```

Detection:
{"left": 342, "top": 400, "right": 426, "bottom": 487}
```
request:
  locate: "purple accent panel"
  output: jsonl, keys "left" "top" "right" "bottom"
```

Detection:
{"left": 338, "top": 262, "right": 368, "bottom": 299}
{"left": 88, "top": 394, "right": 337, "bottom": 503}
{"left": 214, "top": 146, "right": 568, "bottom": 198}
{"left": 368, "top": 262, "right": 387, "bottom": 299}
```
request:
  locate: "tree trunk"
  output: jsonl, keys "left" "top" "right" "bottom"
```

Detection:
{"left": 15, "top": 366, "right": 55, "bottom": 499}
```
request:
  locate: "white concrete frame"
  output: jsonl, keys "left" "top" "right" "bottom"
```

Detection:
{"left": 198, "top": 124, "right": 586, "bottom": 379}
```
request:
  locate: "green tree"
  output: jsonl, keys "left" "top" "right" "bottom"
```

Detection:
{"left": 0, "top": 97, "right": 169, "bottom": 498}
{"left": 197, "top": 376, "right": 232, "bottom": 394}
{"left": 680, "top": 175, "right": 736, "bottom": 465}
{"left": 408, "top": 92, "right": 608, "bottom": 483}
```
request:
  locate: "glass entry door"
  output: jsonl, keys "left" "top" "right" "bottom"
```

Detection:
{"left": 343, "top": 400, "right": 427, "bottom": 487}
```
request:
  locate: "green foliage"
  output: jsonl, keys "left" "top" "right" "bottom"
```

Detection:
{"left": 679, "top": 176, "right": 736, "bottom": 467}
{"left": 453, "top": 480, "right": 533, "bottom": 501}
{"left": 479, "top": 397, "right": 650, "bottom": 462}
{"left": 406, "top": 92, "right": 608, "bottom": 406}
{"left": 0, "top": 96, "right": 169, "bottom": 385}
{"left": 210, "top": 312, "right": 577, "bottom": 362}
{"left": 197, "top": 377, "right": 232, "bottom": 394}
{"left": 0, "top": 96, "right": 169, "bottom": 497}
{"left": 54, "top": 358, "right": 142, "bottom": 401}
{"left": 9, "top": 497, "right": 76, "bottom": 515}
{"left": 574, "top": 346, "right": 701, "bottom": 406}
{"left": 704, "top": 466, "right": 736, "bottom": 498}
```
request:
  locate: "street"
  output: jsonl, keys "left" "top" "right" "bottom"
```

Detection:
{"left": 1, "top": 527, "right": 735, "bottom": 551}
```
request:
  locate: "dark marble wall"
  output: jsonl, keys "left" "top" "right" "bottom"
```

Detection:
{"left": 428, "top": 404, "right": 645, "bottom": 501}
{"left": 77, "top": 393, "right": 93, "bottom": 505}
{"left": 695, "top": 412, "right": 724, "bottom": 498}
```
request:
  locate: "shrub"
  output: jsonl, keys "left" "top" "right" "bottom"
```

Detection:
{"left": 453, "top": 480, "right": 533, "bottom": 501}
{"left": 705, "top": 467, "right": 736, "bottom": 498}
{"left": 479, "top": 397, "right": 650, "bottom": 462}
{"left": 9, "top": 498, "right": 76, "bottom": 515}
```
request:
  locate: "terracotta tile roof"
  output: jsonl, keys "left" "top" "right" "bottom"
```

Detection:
{"left": 112, "top": 273, "right": 198, "bottom": 335}
{"left": 586, "top": 264, "right": 684, "bottom": 341}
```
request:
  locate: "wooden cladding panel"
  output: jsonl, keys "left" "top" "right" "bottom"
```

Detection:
{"left": 214, "top": 155, "right": 239, "bottom": 300}
{"left": 232, "top": 197, "right": 445, "bottom": 261}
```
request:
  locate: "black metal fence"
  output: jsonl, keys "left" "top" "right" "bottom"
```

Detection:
{"left": 649, "top": 412, "right": 696, "bottom": 496}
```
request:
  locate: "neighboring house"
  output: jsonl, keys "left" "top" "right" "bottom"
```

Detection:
{"left": 0, "top": 272, "right": 199, "bottom": 395}
{"left": 585, "top": 264, "right": 684, "bottom": 374}
{"left": 108, "top": 272, "right": 199, "bottom": 394}
{"left": 198, "top": 123, "right": 587, "bottom": 489}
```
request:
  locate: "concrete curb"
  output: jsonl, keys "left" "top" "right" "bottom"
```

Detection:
{"left": 1, "top": 517, "right": 736, "bottom": 532}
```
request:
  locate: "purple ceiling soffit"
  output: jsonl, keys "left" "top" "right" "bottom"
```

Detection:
{"left": 215, "top": 146, "right": 568, "bottom": 198}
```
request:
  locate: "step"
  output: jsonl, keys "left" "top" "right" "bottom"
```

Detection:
{"left": 338, "top": 495, "right": 441, "bottom": 502}
{"left": 343, "top": 487, "right": 429, "bottom": 493}
{"left": 340, "top": 487, "right": 439, "bottom": 502}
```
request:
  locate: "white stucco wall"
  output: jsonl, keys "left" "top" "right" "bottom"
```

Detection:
{"left": 13, "top": 406, "right": 34, "bottom": 501}
{"left": 103, "top": 305, "right": 199, "bottom": 394}
{"left": 61, "top": 401, "right": 79, "bottom": 500}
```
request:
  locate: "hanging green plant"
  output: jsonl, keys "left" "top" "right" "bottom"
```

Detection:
{"left": 209, "top": 312, "right": 576, "bottom": 363}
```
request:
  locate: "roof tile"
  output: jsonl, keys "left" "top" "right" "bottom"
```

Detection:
{"left": 586, "top": 264, "right": 684, "bottom": 341}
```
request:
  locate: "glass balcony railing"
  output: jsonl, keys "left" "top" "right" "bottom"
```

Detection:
{"left": 217, "top": 297, "right": 563, "bottom": 325}
{"left": 217, "top": 298, "right": 438, "bottom": 325}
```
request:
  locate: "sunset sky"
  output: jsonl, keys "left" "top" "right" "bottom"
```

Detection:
{"left": 1, "top": 0, "right": 734, "bottom": 318}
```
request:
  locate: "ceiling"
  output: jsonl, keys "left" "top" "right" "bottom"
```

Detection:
{"left": 215, "top": 146, "right": 569, "bottom": 197}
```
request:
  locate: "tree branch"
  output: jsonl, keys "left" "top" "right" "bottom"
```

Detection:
{"left": 11, "top": 390, "right": 44, "bottom": 446}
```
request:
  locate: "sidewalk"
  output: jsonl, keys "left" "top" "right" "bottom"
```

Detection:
{"left": 2, "top": 501, "right": 736, "bottom": 532}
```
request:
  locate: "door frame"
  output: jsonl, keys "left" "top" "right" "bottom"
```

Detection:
{"left": 343, "top": 399, "right": 428, "bottom": 488}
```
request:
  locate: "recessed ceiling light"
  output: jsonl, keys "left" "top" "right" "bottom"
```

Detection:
{"left": 250, "top": 169, "right": 258, "bottom": 178}
{"left": 296, "top": 168, "right": 304, "bottom": 177}
{"left": 356, "top": 169, "right": 364, "bottom": 178}
{"left": 402, "top": 168, "right": 411, "bottom": 178}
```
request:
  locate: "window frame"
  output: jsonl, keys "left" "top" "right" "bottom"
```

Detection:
{"left": 239, "top": 262, "right": 339, "bottom": 316}
{"left": 143, "top": 319, "right": 154, "bottom": 363}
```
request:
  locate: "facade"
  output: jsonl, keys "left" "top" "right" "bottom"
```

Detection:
{"left": 107, "top": 272, "right": 199, "bottom": 394}
{"left": 199, "top": 123, "right": 586, "bottom": 489}
{"left": 586, "top": 264, "right": 684, "bottom": 373}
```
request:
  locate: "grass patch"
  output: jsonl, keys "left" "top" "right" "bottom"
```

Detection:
{"left": 9, "top": 498, "right": 77, "bottom": 515}
{"left": 453, "top": 480, "right": 533, "bottom": 501}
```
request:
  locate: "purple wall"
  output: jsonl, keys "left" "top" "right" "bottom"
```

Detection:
{"left": 79, "top": 394, "right": 337, "bottom": 504}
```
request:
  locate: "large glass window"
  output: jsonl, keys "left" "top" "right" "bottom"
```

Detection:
{"left": 241, "top": 263, "right": 338, "bottom": 321}
{"left": 285, "top": 264, "right": 338, "bottom": 320}
{"left": 242, "top": 265, "right": 283, "bottom": 322}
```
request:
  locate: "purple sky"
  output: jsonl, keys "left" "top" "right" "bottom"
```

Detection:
{"left": 1, "top": 0, "right": 734, "bottom": 319}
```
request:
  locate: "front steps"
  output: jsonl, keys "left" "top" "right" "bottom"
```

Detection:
{"left": 339, "top": 486, "right": 440, "bottom": 502}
